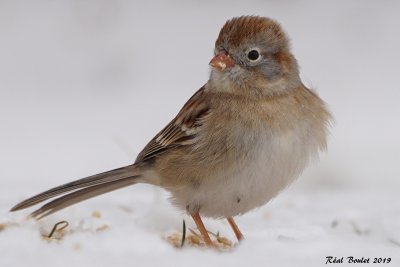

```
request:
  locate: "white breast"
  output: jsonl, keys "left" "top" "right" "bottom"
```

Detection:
{"left": 181, "top": 123, "right": 321, "bottom": 218}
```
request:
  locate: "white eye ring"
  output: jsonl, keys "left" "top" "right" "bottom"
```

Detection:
{"left": 247, "top": 48, "right": 261, "bottom": 61}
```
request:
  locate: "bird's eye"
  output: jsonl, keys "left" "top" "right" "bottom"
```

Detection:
{"left": 247, "top": 50, "right": 260, "bottom": 61}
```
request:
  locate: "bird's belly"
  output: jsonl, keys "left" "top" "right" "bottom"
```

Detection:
{"left": 172, "top": 129, "right": 316, "bottom": 218}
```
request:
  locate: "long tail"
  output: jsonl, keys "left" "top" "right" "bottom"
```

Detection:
{"left": 10, "top": 165, "right": 140, "bottom": 219}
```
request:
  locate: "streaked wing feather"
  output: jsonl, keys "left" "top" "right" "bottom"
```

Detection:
{"left": 135, "top": 86, "right": 209, "bottom": 163}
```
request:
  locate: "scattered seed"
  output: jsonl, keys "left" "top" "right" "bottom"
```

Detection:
{"left": 92, "top": 211, "right": 102, "bottom": 218}
{"left": 96, "top": 224, "right": 109, "bottom": 232}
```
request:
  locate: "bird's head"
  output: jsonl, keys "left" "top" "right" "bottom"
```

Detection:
{"left": 209, "top": 16, "right": 301, "bottom": 97}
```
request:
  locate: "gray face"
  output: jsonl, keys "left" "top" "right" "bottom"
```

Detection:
{"left": 211, "top": 16, "right": 300, "bottom": 95}
{"left": 214, "top": 30, "right": 287, "bottom": 85}
{"left": 212, "top": 45, "right": 282, "bottom": 85}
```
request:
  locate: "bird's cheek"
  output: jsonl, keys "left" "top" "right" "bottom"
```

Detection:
{"left": 258, "top": 60, "right": 282, "bottom": 81}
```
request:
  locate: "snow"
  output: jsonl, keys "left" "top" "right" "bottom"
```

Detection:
{"left": 1, "top": 1, "right": 400, "bottom": 266}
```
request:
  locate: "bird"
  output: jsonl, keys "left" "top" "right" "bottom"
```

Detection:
{"left": 10, "top": 16, "right": 332, "bottom": 247}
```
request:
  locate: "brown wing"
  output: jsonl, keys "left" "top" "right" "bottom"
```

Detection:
{"left": 135, "top": 86, "right": 210, "bottom": 163}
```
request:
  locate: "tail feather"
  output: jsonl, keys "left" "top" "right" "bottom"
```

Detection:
{"left": 30, "top": 176, "right": 138, "bottom": 219}
{"left": 10, "top": 165, "right": 139, "bottom": 212}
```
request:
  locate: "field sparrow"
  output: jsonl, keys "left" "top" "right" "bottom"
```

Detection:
{"left": 11, "top": 16, "right": 332, "bottom": 247}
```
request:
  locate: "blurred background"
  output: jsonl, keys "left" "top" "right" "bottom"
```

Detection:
{"left": 1, "top": 0, "right": 399, "bottom": 193}
{"left": 0, "top": 0, "right": 399, "bottom": 266}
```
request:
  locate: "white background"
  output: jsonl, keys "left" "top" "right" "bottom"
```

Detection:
{"left": 1, "top": 1, "right": 399, "bottom": 266}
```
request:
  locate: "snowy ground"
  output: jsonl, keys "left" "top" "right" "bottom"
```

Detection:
{"left": 1, "top": 1, "right": 400, "bottom": 266}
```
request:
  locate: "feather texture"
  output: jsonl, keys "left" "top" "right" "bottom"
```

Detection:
{"left": 10, "top": 165, "right": 139, "bottom": 216}
{"left": 135, "top": 86, "right": 210, "bottom": 163}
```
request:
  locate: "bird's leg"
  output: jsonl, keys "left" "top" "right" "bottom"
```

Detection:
{"left": 227, "top": 217, "right": 244, "bottom": 241}
{"left": 191, "top": 212, "right": 213, "bottom": 247}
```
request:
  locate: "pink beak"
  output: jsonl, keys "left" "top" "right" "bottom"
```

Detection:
{"left": 209, "top": 52, "right": 235, "bottom": 71}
